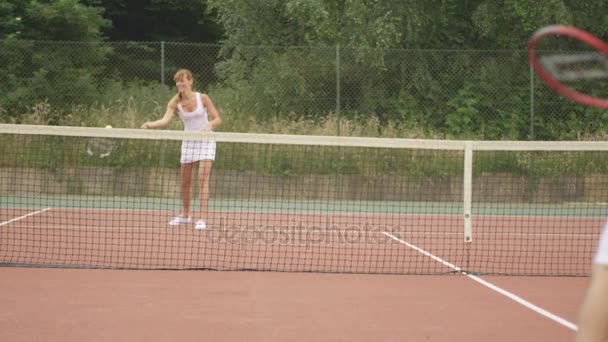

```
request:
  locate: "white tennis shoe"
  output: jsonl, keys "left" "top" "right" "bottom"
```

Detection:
{"left": 194, "top": 220, "right": 207, "bottom": 230}
{"left": 169, "top": 216, "right": 192, "bottom": 226}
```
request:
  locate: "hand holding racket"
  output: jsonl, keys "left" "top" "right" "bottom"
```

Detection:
{"left": 528, "top": 25, "right": 608, "bottom": 108}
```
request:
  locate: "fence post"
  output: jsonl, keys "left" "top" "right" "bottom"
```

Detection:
{"left": 159, "top": 41, "right": 166, "bottom": 169}
{"left": 529, "top": 63, "right": 535, "bottom": 140}
{"left": 529, "top": 63, "right": 536, "bottom": 202}
{"left": 335, "top": 44, "right": 342, "bottom": 198}
{"left": 336, "top": 43, "right": 341, "bottom": 136}
{"left": 161, "top": 41, "right": 165, "bottom": 85}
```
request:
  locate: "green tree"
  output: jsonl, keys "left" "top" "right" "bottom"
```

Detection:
{"left": 472, "top": 0, "right": 572, "bottom": 48}
{"left": 207, "top": 0, "right": 420, "bottom": 124}
{"left": 0, "top": 0, "right": 111, "bottom": 123}
{"left": 0, "top": 0, "right": 27, "bottom": 39}
{"left": 208, "top": 0, "right": 409, "bottom": 48}
{"left": 99, "top": 0, "right": 223, "bottom": 42}
{"left": 0, "top": 0, "right": 109, "bottom": 40}
{"left": 567, "top": 1, "right": 608, "bottom": 41}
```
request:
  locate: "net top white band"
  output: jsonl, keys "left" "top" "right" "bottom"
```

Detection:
{"left": 2, "top": 123, "right": 608, "bottom": 152}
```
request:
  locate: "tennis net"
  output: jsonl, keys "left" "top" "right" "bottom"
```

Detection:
{"left": 1, "top": 124, "right": 606, "bottom": 276}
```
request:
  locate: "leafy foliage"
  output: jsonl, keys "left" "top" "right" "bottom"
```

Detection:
{"left": 3, "top": 0, "right": 608, "bottom": 141}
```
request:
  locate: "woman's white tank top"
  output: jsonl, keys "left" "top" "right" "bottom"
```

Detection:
{"left": 177, "top": 92, "right": 209, "bottom": 132}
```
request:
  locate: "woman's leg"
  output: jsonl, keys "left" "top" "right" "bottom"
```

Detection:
{"left": 180, "top": 162, "right": 195, "bottom": 218}
{"left": 197, "top": 160, "right": 213, "bottom": 222}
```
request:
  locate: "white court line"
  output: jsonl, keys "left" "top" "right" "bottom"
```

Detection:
{"left": 382, "top": 231, "right": 578, "bottom": 331}
{"left": 390, "top": 231, "right": 597, "bottom": 238}
{"left": 0, "top": 208, "right": 51, "bottom": 227}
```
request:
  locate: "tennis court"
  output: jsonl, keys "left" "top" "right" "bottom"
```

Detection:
{"left": 0, "top": 206, "right": 602, "bottom": 274}
{"left": 0, "top": 267, "right": 588, "bottom": 341}
{"left": 1, "top": 124, "right": 605, "bottom": 341}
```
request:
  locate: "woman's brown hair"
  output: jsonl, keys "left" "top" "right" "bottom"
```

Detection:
{"left": 171, "top": 69, "right": 193, "bottom": 104}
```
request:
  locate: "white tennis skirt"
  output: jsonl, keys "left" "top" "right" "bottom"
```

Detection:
{"left": 180, "top": 140, "right": 216, "bottom": 163}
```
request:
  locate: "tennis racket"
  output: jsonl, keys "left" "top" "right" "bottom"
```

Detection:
{"left": 86, "top": 137, "right": 116, "bottom": 158}
{"left": 528, "top": 25, "right": 608, "bottom": 109}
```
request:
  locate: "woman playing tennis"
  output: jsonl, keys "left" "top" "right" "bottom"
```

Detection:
{"left": 142, "top": 69, "right": 221, "bottom": 230}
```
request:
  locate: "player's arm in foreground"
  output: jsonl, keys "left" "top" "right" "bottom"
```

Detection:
{"left": 576, "top": 265, "right": 608, "bottom": 341}
{"left": 201, "top": 94, "right": 221, "bottom": 131}
{"left": 141, "top": 98, "right": 178, "bottom": 129}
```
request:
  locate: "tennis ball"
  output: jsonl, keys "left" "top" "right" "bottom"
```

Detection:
{"left": 105, "top": 125, "right": 112, "bottom": 129}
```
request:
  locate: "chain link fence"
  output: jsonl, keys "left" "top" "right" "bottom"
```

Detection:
{"left": 0, "top": 39, "right": 605, "bottom": 140}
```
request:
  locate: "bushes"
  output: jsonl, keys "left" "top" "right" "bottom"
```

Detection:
{"left": 2, "top": 40, "right": 608, "bottom": 142}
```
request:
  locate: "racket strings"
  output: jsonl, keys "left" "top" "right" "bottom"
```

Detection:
{"left": 540, "top": 52, "right": 608, "bottom": 82}
{"left": 87, "top": 137, "right": 117, "bottom": 158}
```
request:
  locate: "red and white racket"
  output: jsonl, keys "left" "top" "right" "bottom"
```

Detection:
{"left": 528, "top": 25, "right": 608, "bottom": 109}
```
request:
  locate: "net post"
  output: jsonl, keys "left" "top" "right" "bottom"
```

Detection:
{"left": 335, "top": 43, "right": 341, "bottom": 137}
{"left": 463, "top": 141, "right": 473, "bottom": 243}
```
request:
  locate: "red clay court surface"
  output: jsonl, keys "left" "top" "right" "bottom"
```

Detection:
{"left": 0, "top": 207, "right": 597, "bottom": 341}
{"left": 0, "top": 268, "right": 588, "bottom": 341}
{"left": 0, "top": 208, "right": 599, "bottom": 275}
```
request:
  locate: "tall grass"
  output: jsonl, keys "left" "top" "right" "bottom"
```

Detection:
{"left": 4, "top": 83, "right": 608, "bottom": 178}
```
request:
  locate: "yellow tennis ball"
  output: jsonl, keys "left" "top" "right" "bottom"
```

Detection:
{"left": 105, "top": 125, "right": 112, "bottom": 129}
